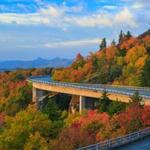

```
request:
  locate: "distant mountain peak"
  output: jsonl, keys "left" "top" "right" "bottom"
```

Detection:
{"left": 0, "top": 57, "right": 73, "bottom": 70}
{"left": 35, "top": 57, "right": 46, "bottom": 61}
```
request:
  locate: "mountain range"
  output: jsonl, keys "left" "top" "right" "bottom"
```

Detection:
{"left": 0, "top": 57, "right": 73, "bottom": 71}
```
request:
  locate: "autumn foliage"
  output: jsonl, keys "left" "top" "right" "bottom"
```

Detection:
{"left": 51, "top": 105, "right": 150, "bottom": 150}
{"left": 0, "top": 30, "right": 150, "bottom": 150}
{"left": 0, "top": 68, "right": 52, "bottom": 116}
{"left": 53, "top": 30, "right": 150, "bottom": 86}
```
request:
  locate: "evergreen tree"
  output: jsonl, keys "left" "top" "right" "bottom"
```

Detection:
{"left": 111, "top": 39, "right": 116, "bottom": 46}
{"left": 119, "top": 30, "right": 124, "bottom": 44}
{"left": 108, "top": 101, "right": 126, "bottom": 116}
{"left": 100, "top": 38, "right": 107, "bottom": 50}
{"left": 129, "top": 91, "right": 143, "bottom": 106}
{"left": 42, "top": 98, "right": 61, "bottom": 121}
{"left": 99, "top": 91, "right": 111, "bottom": 112}
{"left": 146, "top": 46, "right": 150, "bottom": 54}
{"left": 126, "top": 31, "right": 132, "bottom": 38}
{"left": 140, "top": 58, "right": 150, "bottom": 86}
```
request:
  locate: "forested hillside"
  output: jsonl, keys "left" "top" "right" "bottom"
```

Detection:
{"left": 53, "top": 29, "right": 150, "bottom": 86}
{"left": 0, "top": 30, "right": 150, "bottom": 150}
{"left": 0, "top": 68, "right": 52, "bottom": 116}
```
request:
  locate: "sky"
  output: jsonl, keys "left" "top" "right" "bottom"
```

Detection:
{"left": 0, "top": 0, "right": 150, "bottom": 61}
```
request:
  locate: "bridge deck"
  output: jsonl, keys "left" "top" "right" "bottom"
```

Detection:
{"left": 29, "top": 76, "right": 150, "bottom": 101}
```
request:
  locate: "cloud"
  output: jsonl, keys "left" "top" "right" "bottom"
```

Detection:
{"left": 45, "top": 38, "right": 101, "bottom": 48}
{"left": 115, "top": 8, "right": 137, "bottom": 27}
{"left": 40, "top": 6, "right": 63, "bottom": 17}
{"left": 67, "top": 13, "right": 112, "bottom": 27}
{"left": 0, "top": 5, "right": 138, "bottom": 28}
{"left": 132, "top": 3, "right": 144, "bottom": 9}
{"left": 67, "top": 8, "right": 137, "bottom": 27}
{"left": 0, "top": 13, "right": 40, "bottom": 24}
{"left": 103, "top": 5, "right": 118, "bottom": 10}
{"left": 122, "top": 0, "right": 150, "bottom": 6}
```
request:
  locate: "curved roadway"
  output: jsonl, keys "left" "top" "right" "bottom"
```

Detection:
{"left": 29, "top": 76, "right": 150, "bottom": 100}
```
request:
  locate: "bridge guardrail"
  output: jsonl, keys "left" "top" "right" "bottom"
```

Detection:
{"left": 76, "top": 127, "right": 150, "bottom": 150}
{"left": 29, "top": 76, "right": 150, "bottom": 90}
{"left": 28, "top": 76, "right": 150, "bottom": 91}
{"left": 28, "top": 76, "right": 150, "bottom": 100}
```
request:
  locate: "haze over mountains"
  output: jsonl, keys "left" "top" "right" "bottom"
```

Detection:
{"left": 0, "top": 57, "right": 73, "bottom": 71}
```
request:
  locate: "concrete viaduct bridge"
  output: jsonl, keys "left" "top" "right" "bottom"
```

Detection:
{"left": 28, "top": 76, "right": 150, "bottom": 113}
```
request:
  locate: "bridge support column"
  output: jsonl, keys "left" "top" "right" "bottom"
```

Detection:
{"left": 32, "top": 87, "right": 46, "bottom": 103}
{"left": 32, "top": 87, "right": 37, "bottom": 103}
{"left": 79, "top": 96, "right": 86, "bottom": 114}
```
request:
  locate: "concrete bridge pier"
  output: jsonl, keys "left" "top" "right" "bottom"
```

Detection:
{"left": 79, "top": 96, "right": 86, "bottom": 114}
{"left": 32, "top": 87, "right": 47, "bottom": 103}
{"left": 79, "top": 96, "right": 96, "bottom": 113}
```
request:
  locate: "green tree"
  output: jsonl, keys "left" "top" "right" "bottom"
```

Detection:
{"left": 119, "top": 49, "right": 126, "bottom": 57}
{"left": 49, "top": 120, "right": 64, "bottom": 139}
{"left": 4, "top": 84, "right": 32, "bottom": 116}
{"left": 55, "top": 94, "right": 71, "bottom": 111}
{"left": 119, "top": 30, "right": 124, "bottom": 43}
{"left": 126, "top": 31, "right": 132, "bottom": 38}
{"left": 109, "top": 64, "right": 122, "bottom": 82}
{"left": 10, "top": 72, "right": 25, "bottom": 82}
{"left": 108, "top": 101, "right": 126, "bottom": 116}
{"left": 0, "top": 106, "right": 51, "bottom": 150}
{"left": 24, "top": 132, "right": 49, "bottom": 150}
{"left": 90, "top": 55, "right": 108, "bottom": 84}
{"left": 100, "top": 38, "right": 107, "bottom": 50}
{"left": 99, "top": 91, "right": 111, "bottom": 112}
{"left": 146, "top": 46, "right": 150, "bottom": 54}
{"left": 111, "top": 39, "right": 116, "bottom": 46}
{"left": 140, "top": 58, "right": 150, "bottom": 86}
{"left": 42, "top": 97, "right": 67, "bottom": 138}
{"left": 18, "top": 85, "right": 32, "bottom": 109}
{"left": 42, "top": 98, "right": 61, "bottom": 121}
{"left": 129, "top": 91, "right": 143, "bottom": 106}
